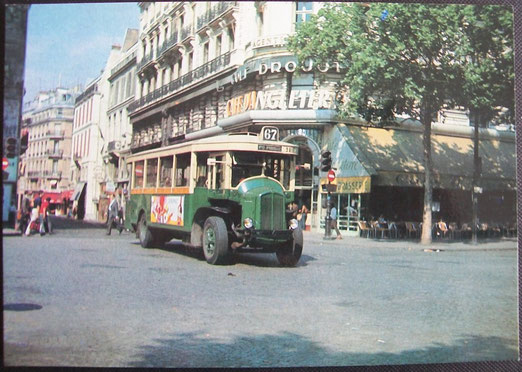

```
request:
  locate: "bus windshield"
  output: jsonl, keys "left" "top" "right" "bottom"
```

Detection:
{"left": 232, "top": 152, "right": 292, "bottom": 189}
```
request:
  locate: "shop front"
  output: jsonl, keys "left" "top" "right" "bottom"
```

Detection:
{"left": 321, "top": 121, "right": 516, "bottom": 235}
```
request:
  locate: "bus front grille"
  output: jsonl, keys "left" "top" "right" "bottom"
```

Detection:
{"left": 260, "top": 193, "right": 284, "bottom": 230}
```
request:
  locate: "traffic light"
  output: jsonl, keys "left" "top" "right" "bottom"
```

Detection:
{"left": 5, "top": 137, "right": 17, "bottom": 158}
{"left": 320, "top": 150, "right": 332, "bottom": 172}
{"left": 20, "top": 130, "right": 28, "bottom": 155}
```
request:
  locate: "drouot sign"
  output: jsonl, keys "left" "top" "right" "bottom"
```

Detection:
{"left": 231, "top": 55, "right": 345, "bottom": 84}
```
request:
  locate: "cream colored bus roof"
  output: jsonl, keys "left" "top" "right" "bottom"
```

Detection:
{"left": 127, "top": 133, "right": 298, "bottom": 161}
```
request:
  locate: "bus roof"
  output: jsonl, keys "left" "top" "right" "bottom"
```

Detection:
{"left": 127, "top": 132, "right": 299, "bottom": 161}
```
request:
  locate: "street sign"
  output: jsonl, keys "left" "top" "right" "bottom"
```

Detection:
{"left": 327, "top": 169, "right": 336, "bottom": 182}
{"left": 2, "top": 157, "right": 8, "bottom": 171}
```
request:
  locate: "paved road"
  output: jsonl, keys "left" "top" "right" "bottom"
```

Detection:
{"left": 3, "top": 217, "right": 518, "bottom": 367}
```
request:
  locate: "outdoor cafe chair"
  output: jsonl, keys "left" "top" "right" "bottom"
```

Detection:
{"left": 358, "top": 221, "right": 372, "bottom": 238}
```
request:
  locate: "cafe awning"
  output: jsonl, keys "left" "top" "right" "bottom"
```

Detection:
{"left": 71, "top": 182, "right": 86, "bottom": 201}
{"left": 331, "top": 123, "right": 516, "bottom": 191}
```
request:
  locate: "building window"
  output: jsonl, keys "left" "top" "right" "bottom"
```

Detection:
{"left": 203, "top": 42, "right": 209, "bottom": 63}
{"left": 296, "top": 2, "right": 313, "bottom": 23}
{"left": 215, "top": 34, "right": 222, "bottom": 57}
{"left": 188, "top": 51, "right": 193, "bottom": 72}
{"left": 227, "top": 25, "right": 235, "bottom": 51}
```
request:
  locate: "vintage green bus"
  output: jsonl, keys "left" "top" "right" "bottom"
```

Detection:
{"left": 124, "top": 129, "right": 303, "bottom": 266}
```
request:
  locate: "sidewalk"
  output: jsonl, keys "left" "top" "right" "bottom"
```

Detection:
{"left": 3, "top": 219, "right": 517, "bottom": 252}
{"left": 303, "top": 231, "right": 518, "bottom": 252}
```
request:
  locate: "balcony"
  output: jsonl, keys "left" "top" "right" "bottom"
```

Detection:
{"left": 45, "top": 149, "right": 64, "bottom": 159}
{"left": 43, "top": 170, "right": 62, "bottom": 179}
{"left": 180, "top": 24, "right": 194, "bottom": 42}
{"left": 28, "top": 171, "right": 42, "bottom": 179}
{"left": 46, "top": 130, "right": 64, "bottom": 139}
{"left": 110, "top": 51, "right": 137, "bottom": 78}
{"left": 76, "top": 84, "right": 98, "bottom": 104}
{"left": 158, "top": 33, "right": 179, "bottom": 57}
{"left": 197, "top": 1, "right": 237, "bottom": 30}
{"left": 137, "top": 50, "right": 156, "bottom": 72}
{"left": 129, "top": 51, "right": 232, "bottom": 113}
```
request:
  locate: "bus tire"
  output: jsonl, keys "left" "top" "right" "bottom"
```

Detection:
{"left": 203, "top": 216, "right": 229, "bottom": 265}
{"left": 276, "top": 228, "right": 303, "bottom": 267}
{"left": 138, "top": 213, "right": 154, "bottom": 248}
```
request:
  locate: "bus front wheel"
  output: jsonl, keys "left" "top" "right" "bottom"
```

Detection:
{"left": 138, "top": 213, "right": 154, "bottom": 248}
{"left": 276, "top": 228, "right": 303, "bottom": 267}
{"left": 203, "top": 216, "right": 229, "bottom": 265}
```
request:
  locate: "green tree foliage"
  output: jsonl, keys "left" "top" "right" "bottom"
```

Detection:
{"left": 288, "top": 3, "right": 513, "bottom": 244}
{"left": 456, "top": 5, "right": 514, "bottom": 126}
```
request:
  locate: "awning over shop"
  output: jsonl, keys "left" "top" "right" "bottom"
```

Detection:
{"left": 71, "top": 182, "right": 86, "bottom": 201}
{"left": 330, "top": 123, "right": 515, "bottom": 191}
{"left": 61, "top": 190, "right": 73, "bottom": 200}
{"left": 41, "top": 192, "right": 62, "bottom": 204}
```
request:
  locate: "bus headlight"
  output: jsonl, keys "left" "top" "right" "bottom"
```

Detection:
{"left": 243, "top": 218, "right": 254, "bottom": 229}
{"left": 289, "top": 219, "right": 299, "bottom": 230}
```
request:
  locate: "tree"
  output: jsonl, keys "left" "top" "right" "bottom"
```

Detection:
{"left": 454, "top": 5, "right": 514, "bottom": 244}
{"left": 288, "top": 3, "right": 512, "bottom": 244}
{"left": 290, "top": 3, "right": 466, "bottom": 244}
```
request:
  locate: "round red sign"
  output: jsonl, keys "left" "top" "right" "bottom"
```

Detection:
{"left": 327, "top": 169, "right": 336, "bottom": 182}
{"left": 2, "top": 158, "right": 8, "bottom": 171}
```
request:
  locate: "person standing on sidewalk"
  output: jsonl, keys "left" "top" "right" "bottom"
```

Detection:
{"left": 330, "top": 202, "right": 342, "bottom": 239}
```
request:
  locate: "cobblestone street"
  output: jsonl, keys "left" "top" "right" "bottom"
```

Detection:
{"left": 3, "top": 217, "right": 518, "bottom": 367}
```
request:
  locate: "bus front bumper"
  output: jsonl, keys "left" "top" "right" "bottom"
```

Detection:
{"left": 231, "top": 228, "right": 294, "bottom": 252}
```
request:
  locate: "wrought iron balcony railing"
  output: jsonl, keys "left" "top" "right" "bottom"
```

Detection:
{"left": 129, "top": 51, "right": 232, "bottom": 113}
{"left": 46, "top": 130, "right": 64, "bottom": 139}
{"left": 43, "top": 170, "right": 62, "bottom": 179}
{"left": 197, "top": 1, "right": 237, "bottom": 30}
{"left": 45, "top": 149, "right": 64, "bottom": 158}
{"left": 158, "top": 33, "right": 179, "bottom": 57}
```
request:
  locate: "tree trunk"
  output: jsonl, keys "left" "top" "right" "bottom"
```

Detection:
{"left": 420, "top": 106, "right": 433, "bottom": 245}
{"left": 471, "top": 110, "right": 481, "bottom": 245}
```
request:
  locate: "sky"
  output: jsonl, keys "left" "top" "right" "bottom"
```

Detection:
{"left": 23, "top": 2, "right": 140, "bottom": 103}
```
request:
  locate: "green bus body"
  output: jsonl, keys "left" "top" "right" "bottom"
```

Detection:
{"left": 124, "top": 132, "right": 303, "bottom": 266}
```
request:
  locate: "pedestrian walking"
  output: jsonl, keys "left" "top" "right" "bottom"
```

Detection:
{"left": 42, "top": 197, "right": 53, "bottom": 234}
{"left": 330, "top": 202, "right": 342, "bottom": 239}
{"left": 106, "top": 195, "right": 122, "bottom": 235}
{"left": 19, "top": 192, "right": 32, "bottom": 234}
{"left": 25, "top": 191, "right": 42, "bottom": 236}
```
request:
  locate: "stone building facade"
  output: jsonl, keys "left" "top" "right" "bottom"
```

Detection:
{"left": 70, "top": 30, "right": 138, "bottom": 222}
{"left": 19, "top": 87, "right": 80, "bottom": 214}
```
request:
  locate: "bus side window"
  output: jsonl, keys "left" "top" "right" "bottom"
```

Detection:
{"left": 135, "top": 160, "right": 144, "bottom": 188}
{"left": 146, "top": 158, "right": 158, "bottom": 188}
{"left": 215, "top": 156, "right": 224, "bottom": 189}
{"left": 175, "top": 153, "right": 190, "bottom": 187}
{"left": 196, "top": 153, "right": 208, "bottom": 187}
{"left": 159, "top": 156, "right": 173, "bottom": 187}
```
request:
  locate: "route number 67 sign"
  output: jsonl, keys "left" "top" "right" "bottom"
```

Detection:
{"left": 260, "top": 126, "right": 279, "bottom": 141}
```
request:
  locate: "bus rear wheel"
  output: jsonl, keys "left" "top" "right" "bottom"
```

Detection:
{"left": 203, "top": 216, "right": 229, "bottom": 265}
{"left": 138, "top": 213, "right": 154, "bottom": 248}
{"left": 276, "top": 228, "right": 303, "bottom": 267}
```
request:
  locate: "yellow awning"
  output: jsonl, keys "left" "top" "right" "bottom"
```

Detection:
{"left": 336, "top": 124, "right": 515, "bottom": 191}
